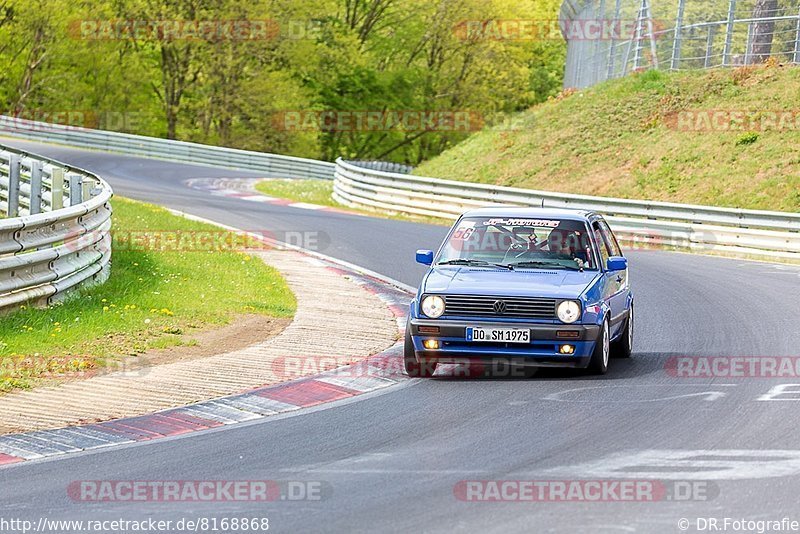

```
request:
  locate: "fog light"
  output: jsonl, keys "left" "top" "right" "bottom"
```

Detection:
{"left": 559, "top": 344, "right": 575, "bottom": 355}
{"left": 423, "top": 339, "right": 440, "bottom": 350}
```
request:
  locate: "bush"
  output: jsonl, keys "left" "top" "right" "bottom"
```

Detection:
{"left": 736, "top": 132, "right": 759, "bottom": 146}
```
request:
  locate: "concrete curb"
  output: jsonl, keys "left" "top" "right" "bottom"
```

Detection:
{"left": 184, "top": 177, "right": 359, "bottom": 217}
{"left": 0, "top": 260, "right": 412, "bottom": 467}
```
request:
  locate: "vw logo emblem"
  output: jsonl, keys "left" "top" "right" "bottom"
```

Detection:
{"left": 493, "top": 300, "right": 507, "bottom": 314}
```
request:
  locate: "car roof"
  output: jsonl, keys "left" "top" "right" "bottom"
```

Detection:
{"left": 459, "top": 206, "right": 598, "bottom": 222}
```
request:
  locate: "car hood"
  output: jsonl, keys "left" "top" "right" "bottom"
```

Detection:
{"left": 421, "top": 267, "right": 601, "bottom": 299}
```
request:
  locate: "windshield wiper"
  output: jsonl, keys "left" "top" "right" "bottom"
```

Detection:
{"left": 437, "top": 259, "right": 513, "bottom": 270}
{"left": 509, "top": 260, "right": 582, "bottom": 271}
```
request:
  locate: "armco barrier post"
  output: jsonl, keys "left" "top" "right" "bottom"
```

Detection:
{"left": 7, "top": 154, "right": 20, "bottom": 217}
{"left": 69, "top": 174, "right": 82, "bottom": 205}
{"left": 51, "top": 168, "right": 64, "bottom": 210}
{"left": 29, "top": 160, "right": 43, "bottom": 215}
{"left": 81, "top": 179, "right": 93, "bottom": 201}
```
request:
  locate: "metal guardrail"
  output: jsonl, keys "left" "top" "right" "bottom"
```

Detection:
{"left": 0, "top": 116, "right": 335, "bottom": 180}
{"left": 347, "top": 160, "right": 414, "bottom": 175}
{"left": 333, "top": 159, "right": 800, "bottom": 259}
{"left": 0, "top": 144, "right": 113, "bottom": 312}
{"left": 1, "top": 117, "right": 796, "bottom": 260}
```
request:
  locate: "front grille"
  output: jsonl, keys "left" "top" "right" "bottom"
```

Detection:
{"left": 443, "top": 295, "right": 556, "bottom": 319}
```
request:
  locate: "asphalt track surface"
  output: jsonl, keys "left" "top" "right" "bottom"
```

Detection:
{"left": 2, "top": 138, "right": 800, "bottom": 533}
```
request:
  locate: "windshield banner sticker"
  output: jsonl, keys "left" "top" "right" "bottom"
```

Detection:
{"left": 483, "top": 218, "right": 560, "bottom": 228}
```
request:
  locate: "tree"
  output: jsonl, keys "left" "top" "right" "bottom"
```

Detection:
{"left": 0, "top": 0, "right": 63, "bottom": 113}
{"left": 749, "top": 0, "right": 778, "bottom": 63}
{"left": 342, "top": 0, "right": 394, "bottom": 43}
{"left": 0, "top": 0, "right": 567, "bottom": 163}
{"left": 114, "top": 0, "right": 212, "bottom": 138}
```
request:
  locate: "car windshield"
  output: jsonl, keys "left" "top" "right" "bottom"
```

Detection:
{"left": 437, "top": 216, "right": 598, "bottom": 271}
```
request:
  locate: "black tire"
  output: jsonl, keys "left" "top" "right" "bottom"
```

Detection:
{"left": 611, "top": 304, "right": 633, "bottom": 359}
{"left": 587, "top": 318, "right": 610, "bottom": 375}
{"left": 403, "top": 323, "right": 437, "bottom": 378}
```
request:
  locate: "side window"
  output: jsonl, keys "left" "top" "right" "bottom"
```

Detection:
{"left": 592, "top": 222, "right": 611, "bottom": 266}
{"left": 598, "top": 220, "right": 622, "bottom": 257}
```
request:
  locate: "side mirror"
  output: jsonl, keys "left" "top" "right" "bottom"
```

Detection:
{"left": 607, "top": 256, "right": 628, "bottom": 271}
{"left": 416, "top": 250, "right": 434, "bottom": 266}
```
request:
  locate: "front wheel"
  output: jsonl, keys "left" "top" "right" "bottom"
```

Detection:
{"left": 611, "top": 304, "right": 633, "bottom": 359}
{"left": 587, "top": 318, "right": 610, "bottom": 375}
{"left": 403, "top": 323, "right": 437, "bottom": 378}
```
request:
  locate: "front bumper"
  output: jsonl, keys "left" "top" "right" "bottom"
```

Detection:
{"left": 410, "top": 319, "right": 601, "bottom": 368}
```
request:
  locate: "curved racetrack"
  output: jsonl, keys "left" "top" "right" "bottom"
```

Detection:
{"left": 2, "top": 138, "right": 800, "bottom": 533}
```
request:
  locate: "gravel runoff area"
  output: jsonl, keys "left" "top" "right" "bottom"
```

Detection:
{"left": 0, "top": 248, "right": 400, "bottom": 434}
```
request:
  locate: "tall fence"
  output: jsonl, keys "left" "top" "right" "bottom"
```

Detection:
{"left": 560, "top": 0, "right": 800, "bottom": 88}
{"left": 334, "top": 159, "right": 800, "bottom": 260}
{"left": 0, "top": 145, "right": 113, "bottom": 312}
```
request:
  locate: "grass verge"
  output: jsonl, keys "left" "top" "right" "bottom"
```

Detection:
{"left": 254, "top": 179, "right": 448, "bottom": 225}
{"left": 414, "top": 63, "right": 800, "bottom": 213}
{"left": 0, "top": 197, "right": 296, "bottom": 393}
{"left": 255, "top": 178, "right": 338, "bottom": 208}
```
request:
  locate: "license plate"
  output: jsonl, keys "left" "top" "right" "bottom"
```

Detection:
{"left": 466, "top": 327, "right": 530, "bottom": 343}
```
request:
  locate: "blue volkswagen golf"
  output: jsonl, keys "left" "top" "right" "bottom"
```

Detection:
{"left": 405, "top": 207, "right": 633, "bottom": 377}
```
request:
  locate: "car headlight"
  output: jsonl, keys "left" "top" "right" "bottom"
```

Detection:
{"left": 421, "top": 296, "right": 445, "bottom": 318}
{"left": 557, "top": 300, "right": 581, "bottom": 324}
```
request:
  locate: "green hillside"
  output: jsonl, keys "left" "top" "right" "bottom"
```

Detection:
{"left": 414, "top": 64, "right": 800, "bottom": 213}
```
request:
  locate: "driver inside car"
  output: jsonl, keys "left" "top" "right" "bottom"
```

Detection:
{"left": 547, "top": 228, "right": 578, "bottom": 255}
{"left": 546, "top": 227, "right": 591, "bottom": 268}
